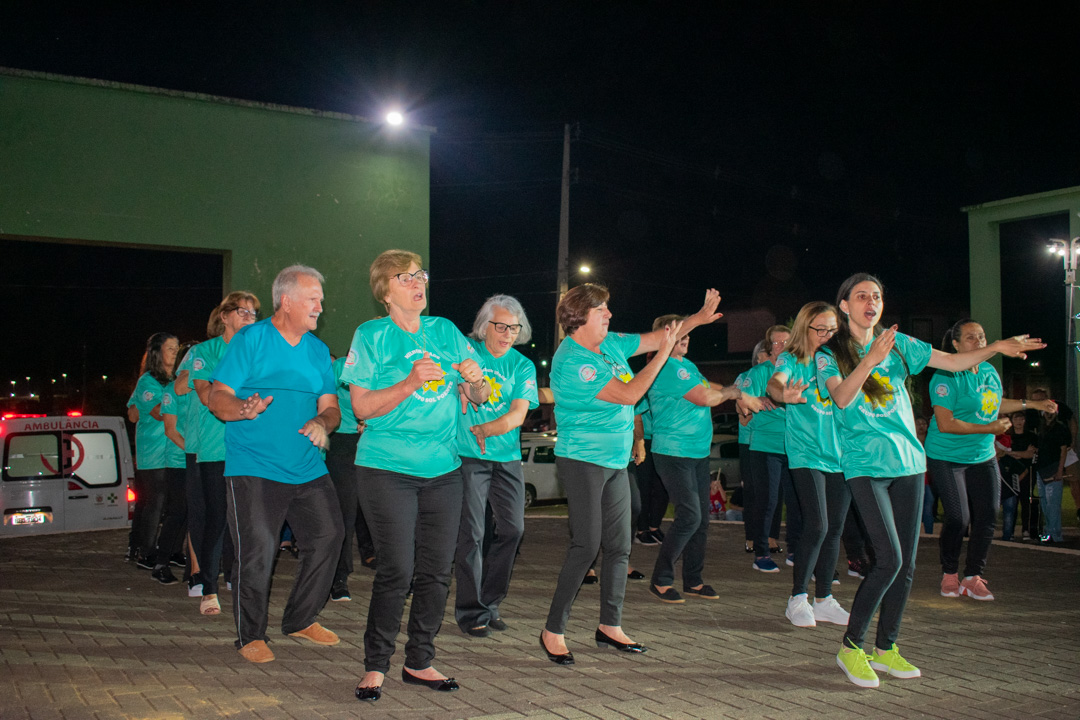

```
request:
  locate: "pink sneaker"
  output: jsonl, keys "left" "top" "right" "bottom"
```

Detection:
{"left": 959, "top": 575, "right": 994, "bottom": 601}
{"left": 940, "top": 573, "right": 960, "bottom": 598}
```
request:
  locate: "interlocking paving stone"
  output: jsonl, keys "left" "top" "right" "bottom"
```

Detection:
{"left": 2, "top": 520, "right": 1078, "bottom": 719}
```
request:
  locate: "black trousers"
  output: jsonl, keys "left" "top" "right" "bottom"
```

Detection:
{"left": 790, "top": 468, "right": 849, "bottom": 598}
{"left": 183, "top": 454, "right": 203, "bottom": 576}
{"left": 152, "top": 467, "right": 188, "bottom": 566}
{"left": 747, "top": 449, "right": 793, "bottom": 556}
{"left": 651, "top": 454, "right": 710, "bottom": 589}
{"left": 197, "top": 461, "right": 229, "bottom": 595}
{"left": 843, "top": 474, "right": 922, "bottom": 651}
{"left": 358, "top": 466, "right": 463, "bottom": 673}
{"left": 225, "top": 474, "right": 343, "bottom": 649}
{"left": 132, "top": 468, "right": 166, "bottom": 557}
{"left": 635, "top": 439, "right": 668, "bottom": 531}
{"left": 325, "top": 432, "right": 359, "bottom": 585}
{"left": 928, "top": 457, "right": 999, "bottom": 577}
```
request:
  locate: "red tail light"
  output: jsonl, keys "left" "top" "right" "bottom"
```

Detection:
{"left": 127, "top": 487, "right": 136, "bottom": 502}
{"left": 2, "top": 413, "right": 47, "bottom": 419}
{"left": 127, "top": 485, "right": 136, "bottom": 520}
{"left": 67, "top": 410, "right": 83, "bottom": 417}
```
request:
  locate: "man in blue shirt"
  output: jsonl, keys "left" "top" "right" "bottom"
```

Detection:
{"left": 209, "top": 265, "right": 344, "bottom": 664}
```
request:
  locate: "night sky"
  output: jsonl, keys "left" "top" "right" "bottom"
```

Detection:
{"left": 2, "top": 2, "right": 1078, "bottom": 411}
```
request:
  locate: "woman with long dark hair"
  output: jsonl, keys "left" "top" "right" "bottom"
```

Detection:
{"left": 819, "top": 273, "right": 1043, "bottom": 688}
{"left": 129, "top": 332, "right": 180, "bottom": 570}
{"left": 766, "top": 301, "right": 850, "bottom": 628}
{"left": 925, "top": 319, "right": 1056, "bottom": 600}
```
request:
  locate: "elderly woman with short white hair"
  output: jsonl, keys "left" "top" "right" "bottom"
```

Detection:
{"left": 453, "top": 294, "right": 539, "bottom": 638}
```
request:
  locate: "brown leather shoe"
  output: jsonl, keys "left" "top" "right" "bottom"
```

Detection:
{"left": 238, "top": 640, "right": 275, "bottom": 663}
{"left": 288, "top": 622, "right": 340, "bottom": 646}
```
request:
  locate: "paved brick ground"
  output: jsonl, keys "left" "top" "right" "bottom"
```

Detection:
{"left": 1, "top": 520, "right": 1078, "bottom": 720}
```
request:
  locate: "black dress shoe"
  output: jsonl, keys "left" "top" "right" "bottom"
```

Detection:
{"left": 355, "top": 684, "right": 382, "bottom": 702}
{"left": 581, "top": 573, "right": 598, "bottom": 585}
{"left": 539, "top": 633, "right": 574, "bottom": 665}
{"left": 464, "top": 625, "right": 492, "bottom": 638}
{"left": 594, "top": 629, "right": 647, "bottom": 654}
{"left": 627, "top": 569, "right": 646, "bottom": 580}
{"left": 401, "top": 668, "right": 459, "bottom": 691}
{"left": 488, "top": 618, "right": 508, "bottom": 631}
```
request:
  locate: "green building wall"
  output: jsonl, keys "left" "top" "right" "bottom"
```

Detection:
{"left": 0, "top": 69, "right": 431, "bottom": 354}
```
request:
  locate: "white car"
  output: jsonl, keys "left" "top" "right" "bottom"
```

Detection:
{"left": 708, "top": 437, "right": 742, "bottom": 490}
{"left": 520, "top": 433, "right": 565, "bottom": 508}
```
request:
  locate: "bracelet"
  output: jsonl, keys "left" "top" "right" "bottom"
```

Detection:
{"left": 1022, "top": 399, "right": 1027, "bottom": 409}
{"left": 470, "top": 377, "right": 487, "bottom": 389}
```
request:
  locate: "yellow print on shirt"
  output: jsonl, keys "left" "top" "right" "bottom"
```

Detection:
{"left": 981, "top": 388, "right": 999, "bottom": 416}
{"left": 618, "top": 372, "right": 633, "bottom": 383}
{"left": 814, "top": 387, "right": 832, "bottom": 408}
{"left": 863, "top": 371, "right": 895, "bottom": 406}
{"left": 423, "top": 363, "right": 447, "bottom": 393}
{"left": 486, "top": 375, "right": 503, "bottom": 405}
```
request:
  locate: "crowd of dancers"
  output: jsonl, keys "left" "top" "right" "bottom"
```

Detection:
{"left": 124, "top": 254, "right": 1051, "bottom": 698}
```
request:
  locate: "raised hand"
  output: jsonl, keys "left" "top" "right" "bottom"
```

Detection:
{"left": 994, "top": 334, "right": 1046, "bottom": 360}
{"left": 239, "top": 393, "right": 273, "bottom": 419}
{"left": 408, "top": 352, "right": 445, "bottom": 390}
{"left": 689, "top": 288, "right": 723, "bottom": 327}
{"left": 781, "top": 378, "right": 809, "bottom": 405}
{"left": 865, "top": 325, "right": 897, "bottom": 366}
{"left": 659, "top": 319, "right": 686, "bottom": 354}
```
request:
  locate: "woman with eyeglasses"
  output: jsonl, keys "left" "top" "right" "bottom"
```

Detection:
{"left": 645, "top": 313, "right": 762, "bottom": 605}
{"left": 925, "top": 319, "right": 1057, "bottom": 601}
{"left": 766, "top": 301, "right": 851, "bottom": 628}
{"left": 540, "top": 283, "right": 722, "bottom": 666}
{"left": 188, "top": 291, "right": 260, "bottom": 615}
{"left": 819, "top": 273, "right": 1044, "bottom": 688}
{"left": 341, "top": 250, "right": 489, "bottom": 702}
{"left": 744, "top": 324, "right": 801, "bottom": 574}
{"left": 453, "top": 294, "right": 539, "bottom": 638}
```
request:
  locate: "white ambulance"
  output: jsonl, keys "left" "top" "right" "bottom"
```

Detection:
{"left": 0, "top": 414, "right": 134, "bottom": 536}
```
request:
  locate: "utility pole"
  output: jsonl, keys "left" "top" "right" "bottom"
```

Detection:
{"left": 555, "top": 123, "right": 572, "bottom": 354}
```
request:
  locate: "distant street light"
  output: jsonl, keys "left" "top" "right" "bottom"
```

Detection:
{"left": 579, "top": 265, "right": 591, "bottom": 274}
{"left": 385, "top": 110, "right": 404, "bottom": 126}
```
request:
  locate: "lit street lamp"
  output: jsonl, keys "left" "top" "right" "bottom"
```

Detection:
{"left": 1047, "top": 232, "right": 1080, "bottom": 414}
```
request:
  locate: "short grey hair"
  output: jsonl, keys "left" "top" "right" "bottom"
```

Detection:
{"left": 272, "top": 264, "right": 325, "bottom": 311}
{"left": 751, "top": 339, "right": 769, "bottom": 366}
{"left": 470, "top": 294, "right": 532, "bottom": 345}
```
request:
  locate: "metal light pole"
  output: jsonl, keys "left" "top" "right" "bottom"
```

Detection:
{"left": 1047, "top": 235, "right": 1080, "bottom": 414}
{"left": 555, "top": 123, "right": 572, "bottom": 354}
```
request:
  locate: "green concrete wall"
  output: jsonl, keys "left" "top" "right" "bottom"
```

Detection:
{"left": 0, "top": 70, "right": 431, "bottom": 355}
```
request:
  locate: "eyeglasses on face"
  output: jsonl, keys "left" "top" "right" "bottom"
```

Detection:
{"left": 771, "top": 339, "right": 788, "bottom": 347}
{"left": 488, "top": 321, "right": 523, "bottom": 335}
{"left": 233, "top": 308, "right": 259, "bottom": 319}
{"left": 808, "top": 326, "right": 837, "bottom": 338}
{"left": 393, "top": 269, "right": 430, "bottom": 286}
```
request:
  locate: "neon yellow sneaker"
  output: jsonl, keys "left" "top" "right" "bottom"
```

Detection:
{"left": 836, "top": 640, "right": 879, "bottom": 688}
{"left": 868, "top": 644, "right": 921, "bottom": 679}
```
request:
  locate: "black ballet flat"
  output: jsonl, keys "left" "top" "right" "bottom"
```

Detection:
{"left": 594, "top": 629, "right": 647, "bottom": 654}
{"left": 581, "top": 573, "right": 598, "bottom": 585}
{"left": 355, "top": 685, "right": 382, "bottom": 702}
{"left": 401, "top": 668, "right": 459, "bottom": 692}
{"left": 539, "top": 633, "right": 575, "bottom": 665}
{"left": 627, "top": 569, "right": 646, "bottom": 580}
{"left": 770, "top": 545, "right": 784, "bottom": 554}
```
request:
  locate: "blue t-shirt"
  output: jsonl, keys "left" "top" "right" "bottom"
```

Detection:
{"left": 745, "top": 360, "right": 786, "bottom": 454}
{"left": 816, "top": 332, "right": 933, "bottom": 479}
{"left": 457, "top": 344, "right": 540, "bottom": 463}
{"left": 551, "top": 332, "right": 640, "bottom": 469}
{"left": 333, "top": 356, "right": 359, "bottom": 435}
{"left": 211, "top": 320, "right": 336, "bottom": 484}
{"left": 648, "top": 356, "right": 713, "bottom": 459}
{"left": 773, "top": 351, "right": 842, "bottom": 473}
{"left": 925, "top": 363, "right": 1003, "bottom": 465}
{"left": 340, "top": 315, "right": 479, "bottom": 478}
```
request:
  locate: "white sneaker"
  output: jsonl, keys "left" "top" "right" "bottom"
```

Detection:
{"left": 813, "top": 595, "right": 851, "bottom": 625}
{"left": 785, "top": 593, "right": 816, "bottom": 627}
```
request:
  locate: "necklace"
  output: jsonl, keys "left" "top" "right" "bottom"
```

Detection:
{"left": 398, "top": 317, "right": 429, "bottom": 353}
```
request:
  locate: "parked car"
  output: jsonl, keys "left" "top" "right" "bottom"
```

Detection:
{"left": 708, "top": 435, "right": 741, "bottom": 489}
{"left": 0, "top": 414, "right": 134, "bottom": 536}
{"left": 520, "top": 433, "right": 565, "bottom": 508}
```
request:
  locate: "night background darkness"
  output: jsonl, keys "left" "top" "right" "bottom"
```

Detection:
{"left": 1, "top": 2, "right": 1078, "bottom": 413}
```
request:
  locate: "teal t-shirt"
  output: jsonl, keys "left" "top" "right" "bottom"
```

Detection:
{"left": 816, "top": 332, "right": 933, "bottom": 479}
{"left": 332, "top": 356, "right": 359, "bottom": 435}
{"left": 174, "top": 349, "right": 200, "bottom": 456}
{"left": 745, "top": 360, "right": 786, "bottom": 454}
{"left": 340, "top": 315, "right": 479, "bottom": 478}
{"left": 773, "top": 351, "right": 842, "bottom": 472}
{"left": 924, "top": 363, "right": 1002, "bottom": 465}
{"left": 648, "top": 356, "right": 713, "bottom": 459}
{"left": 634, "top": 396, "right": 652, "bottom": 441}
{"left": 551, "top": 331, "right": 640, "bottom": 469}
{"left": 191, "top": 336, "right": 231, "bottom": 463}
{"left": 457, "top": 345, "right": 540, "bottom": 462}
{"left": 211, "top": 320, "right": 336, "bottom": 484}
{"left": 133, "top": 373, "right": 168, "bottom": 470}
{"left": 159, "top": 384, "right": 187, "bottom": 469}
{"left": 734, "top": 370, "right": 752, "bottom": 445}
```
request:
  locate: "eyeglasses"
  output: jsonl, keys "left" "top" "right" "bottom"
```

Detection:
{"left": 393, "top": 269, "right": 430, "bottom": 286}
{"left": 601, "top": 352, "right": 629, "bottom": 378}
{"left": 808, "top": 326, "right": 837, "bottom": 338}
{"left": 488, "top": 321, "right": 523, "bottom": 335}
{"left": 771, "top": 339, "right": 788, "bottom": 347}
{"left": 234, "top": 308, "right": 259, "bottom": 319}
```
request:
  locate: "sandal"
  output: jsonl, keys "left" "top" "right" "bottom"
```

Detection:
{"left": 200, "top": 594, "right": 221, "bottom": 616}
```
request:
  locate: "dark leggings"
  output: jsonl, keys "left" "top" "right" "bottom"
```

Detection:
{"left": 635, "top": 440, "right": 667, "bottom": 531}
{"left": 790, "top": 468, "right": 850, "bottom": 599}
{"left": 747, "top": 449, "right": 791, "bottom": 556}
{"left": 843, "top": 474, "right": 922, "bottom": 651}
{"left": 928, "top": 457, "right": 1000, "bottom": 577}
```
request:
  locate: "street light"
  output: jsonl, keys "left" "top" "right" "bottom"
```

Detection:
{"left": 579, "top": 264, "right": 591, "bottom": 274}
{"left": 1047, "top": 231, "right": 1080, "bottom": 416}
{"left": 385, "top": 110, "right": 404, "bottom": 127}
